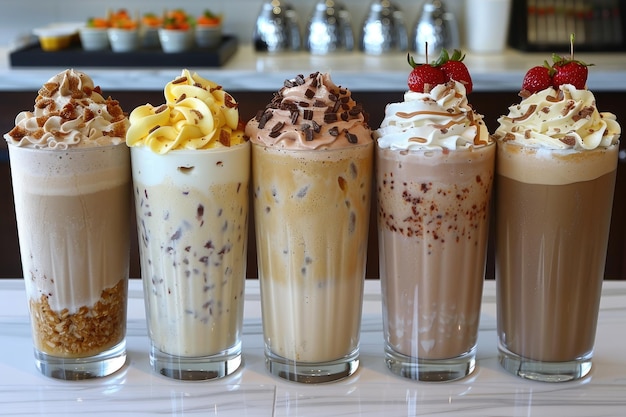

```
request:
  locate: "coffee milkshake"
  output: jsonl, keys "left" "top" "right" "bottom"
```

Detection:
{"left": 246, "top": 72, "right": 373, "bottom": 382}
{"left": 496, "top": 143, "right": 617, "bottom": 362}
{"left": 494, "top": 81, "right": 620, "bottom": 381}
{"left": 127, "top": 69, "right": 249, "bottom": 379}
{"left": 376, "top": 80, "right": 494, "bottom": 381}
{"left": 4, "top": 69, "right": 130, "bottom": 379}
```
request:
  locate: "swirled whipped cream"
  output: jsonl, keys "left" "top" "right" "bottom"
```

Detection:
{"left": 375, "top": 81, "right": 490, "bottom": 151}
{"left": 245, "top": 72, "right": 372, "bottom": 150}
{"left": 4, "top": 69, "right": 128, "bottom": 149}
{"left": 493, "top": 84, "right": 620, "bottom": 150}
{"left": 126, "top": 69, "right": 246, "bottom": 154}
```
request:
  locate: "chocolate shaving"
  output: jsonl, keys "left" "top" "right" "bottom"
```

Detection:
{"left": 302, "top": 124, "right": 314, "bottom": 141}
{"left": 329, "top": 126, "right": 340, "bottom": 136}
{"left": 224, "top": 94, "right": 238, "bottom": 109}
{"left": 345, "top": 130, "right": 358, "bottom": 144}
{"left": 303, "top": 109, "right": 313, "bottom": 120}
{"left": 219, "top": 129, "right": 231, "bottom": 146}
{"left": 305, "top": 88, "right": 316, "bottom": 99}
{"left": 258, "top": 111, "right": 273, "bottom": 129}
{"left": 269, "top": 121, "right": 284, "bottom": 138}
{"left": 313, "top": 100, "right": 326, "bottom": 107}
{"left": 324, "top": 113, "right": 338, "bottom": 124}
{"left": 295, "top": 74, "right": 306, "bottom": 85}
{"left": 560, "top": 136, "right": 576, "bottom": 146}
{"left": 290, "top": 109, "right": 299, "bottom": 125}
{"left": 311, "top": 120, "right": 321, "bottom": 133}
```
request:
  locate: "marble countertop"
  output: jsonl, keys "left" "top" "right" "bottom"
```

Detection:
{"left": 1, "top": 44, "right": 626, "bottom": 92}
{"left": 1, "top": 278, "right": 625, "bottom": 416}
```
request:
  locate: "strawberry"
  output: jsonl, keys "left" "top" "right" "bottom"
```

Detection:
{"left": 407, "top": 53, "right": 446, "bottom": 93}
{"left": 551, "top": 35, "right": 592, "bottom": 90}
{"left": 522, "top": 62, "right": 554, "bottom": 93}
{"left": 552, "top": 56, "right": 590, "bottom": 89}
{"left": 435, "top": 49, "right": 473, "bottom": 94}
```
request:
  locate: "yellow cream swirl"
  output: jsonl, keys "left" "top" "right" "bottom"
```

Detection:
{"left": 494, "top": 84, "right": 620, "bottom": 150}
{"left": 126, "top": 69, "right": 246, "bottom": 154}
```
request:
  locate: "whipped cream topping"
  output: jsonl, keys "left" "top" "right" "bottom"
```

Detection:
{"left": 126, "top": 69, "right": 246, "bottom": 154}
{"left": 245, "top": 72, "right": 372, "bottom": 150}
{"left": 375, "top": 81, "right": 491, "bottom": 151}
{"left": 494, "top": 84, "right": 620, "bottom": 150}
{"left": 4, "top": 69, "right": 129, "bottom": 149}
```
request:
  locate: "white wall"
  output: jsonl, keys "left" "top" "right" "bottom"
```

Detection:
{"left": 1, "top": 0, "right": 465, "bottom": 49}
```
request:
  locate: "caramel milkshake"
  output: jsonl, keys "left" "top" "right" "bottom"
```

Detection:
{"left": 246, "top": 72, "right": 373, "bottom": 383}
{"left": 4, "top": 69, "right": 130, "bottom": 379}
{"left": 376, "top": 80, "right": 494, "bottom": 381}
{"left": 494, "top": 82, "right": 620, "bottom": 382}
{"left": 127, "top": 69, "right": 248, "bottom": 380}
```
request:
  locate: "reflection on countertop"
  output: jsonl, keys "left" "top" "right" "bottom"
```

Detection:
{"left": 1, "top": 44, "right": 626, "bottom": 92}
{"left": 1, "top": 279, "right": 626, "bottom": 416}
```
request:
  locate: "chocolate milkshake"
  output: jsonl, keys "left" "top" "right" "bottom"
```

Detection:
{"left": 4, "top": 69, "right": 131, "bottom": 379}
{"left": 127, "top": 69, "right": 248, "bottom": 380}
{"left": 246, "top": 72, "right": 373, "bottom": 383}
{"left": 376, "top": 80, "right": 494, "bottom": 381}
{"left": 494, "top": 82, "right": 621, "bottom": 382}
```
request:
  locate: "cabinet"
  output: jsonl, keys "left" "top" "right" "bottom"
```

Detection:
{"left": 1, "top": 90, "right": 625, "bottom": 279}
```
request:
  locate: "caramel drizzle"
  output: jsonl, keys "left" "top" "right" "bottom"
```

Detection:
{"left": 396, "top": 110, "right": 464, "bottom": 119}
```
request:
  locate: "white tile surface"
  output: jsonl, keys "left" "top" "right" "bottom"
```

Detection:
{"left": 1, "top": 279, "right": 626, "bottom": 416}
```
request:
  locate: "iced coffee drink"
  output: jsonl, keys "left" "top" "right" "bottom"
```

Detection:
{"left": 246, "top": 72, "right": 373, "bottom": 383}
{"left": 127, "top": 69, "right": 249, "bottom": 380}
{"left": 4, "top": 69, "right": 131, "bottom": 379}
{"left": 376, "top": 78, "right": 494, "bottom": 381}
{"left": 494, "top": 71, "right": 621, "bottom": 381}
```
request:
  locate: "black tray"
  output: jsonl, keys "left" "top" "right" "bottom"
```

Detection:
{"left": 9, "top": 35, "right": 238, "bottom": 68}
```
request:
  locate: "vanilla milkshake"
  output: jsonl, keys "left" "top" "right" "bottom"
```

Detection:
{"left": 246, "top": 72, "right": 373, "bottom": 383}
{"left": 376, "top": 81, "right": 494, "bottom": 381}
{"left": 4, "top": 69, "right": 131, "bottom": 379}
{"left": 494, "top": 83, "right": 620, "bottom": 382}
{"left": 127, "top": 69, "right": 248, "bottom": 380}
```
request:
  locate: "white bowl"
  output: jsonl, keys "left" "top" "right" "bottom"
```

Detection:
{"left": 195, "top": 25, "right": 222, "bottom": 48}
{"left": 108, "top": 28, "right": 139, "bottom": 52}
{"left": 79, "top": 27, "right": 109, "bottom": 51}
{"left": 158, "top": 28, "right": 193, "bottom": 53}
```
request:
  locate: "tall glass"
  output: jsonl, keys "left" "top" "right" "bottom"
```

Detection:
{"left": 131, "top": 143, "right": 249, "bottom": 380}
{"left": 377, "top": 143, "right": 495, "bottom": 382}
{"left": 9, "top": 144, "right": 130, "bottom": 379}
{"left": 252, "top": 141, "right": 373, "bottom": 383}
{"left": 496, "top": 141, "right": 619, "bottom": 382}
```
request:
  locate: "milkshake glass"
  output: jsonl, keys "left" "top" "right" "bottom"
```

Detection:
{"left": 127, "top": 70, "right": 249, "bottom": 380}
{"left": 494, "top": 84, "right": 621, "bottom": 382}
{"left": 246, "top": 72, "right": 373, "bottom": 383}
{"left": 376, "top": 81, "right": 494, "bottom": 381}
{"left": 4, "top": 70, "right": 131, "bottom": 379}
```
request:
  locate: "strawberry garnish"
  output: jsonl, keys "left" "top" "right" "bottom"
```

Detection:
{"left": 552, "top": 56, "right": 590, "bottom": 90}
{"left": 434, "top": 49, "right": 473, "bottom": 94}
{"left": 552, "top": 34, "right": 592, "bottom": 89}
{"left": 407, "top": 53, "right": 446, "bottom": 93}
{"left": 522, "top": 62, "right": 554, "bottom": 93}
